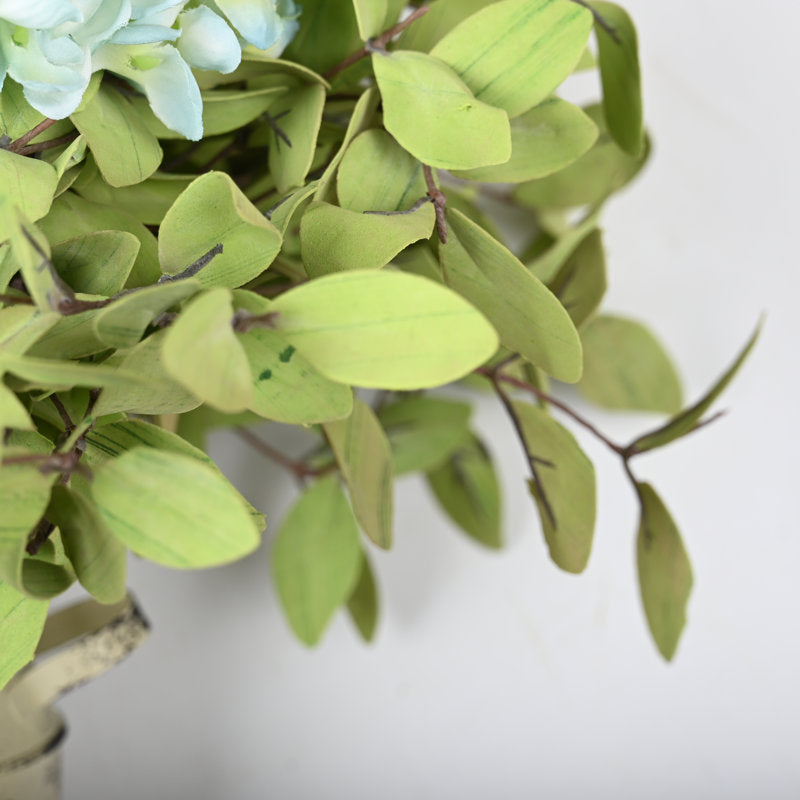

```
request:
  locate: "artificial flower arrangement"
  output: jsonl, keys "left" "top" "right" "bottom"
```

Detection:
{"left": 0, "top": 0, "right": 757, "bottom": 697}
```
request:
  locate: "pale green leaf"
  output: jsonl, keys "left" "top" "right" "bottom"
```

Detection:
{"left": 630, "top": 322, "right": 760, "bottom": 455}
{"left": 268, "top": 182, "right": 318, "bottom": 235}
{"left": 452, "top": 98, "right": 598, "bottom": 183}
{"left": 372, "top": 49, "right": 511, "bottom": 171}
{"left": 526, "top": 209, "right": 601, "bottom": 284}
{"left": 162, "top": 288, "right": 253, "bottom": 413}
{"left": 71, "top": 84, "right": 162, "bottom": 187}
{"left": 47, "top": 485, "right": 127, "bottom": 605}
{"left": 0, "top": 581, "right": 49, "bottom": 691}
{"left": 427, "top": 434, "right": 501, "bottom": 549}
{"left": 441, "top": 208, "right": 582, "bottom": 382}
{"left": 272, "top": 475, "right": 362, "bottom": 645}
{"left": 300, "top": 200, "right": 435, "bottom": 276}
{"left": 49, "top": 134, "right": 87, "bottom": 181}
{"left": 347, "top": 552, "right": 378, "bottom": 642}
{"left": 51, "top": 231, "right": 139, "bottom": 296}
{"left": 158, "top": 172, "right": 282, "bottom": 288}
{"left": 636, "top": 483, "right": 693, "bottom": 660}
{"left": 591, "top": 1, "right": 644, "bottom": 155}
{"left": 0, "top": 382, "right": 33, "bottom": 433}
{"left": 90, "top": 447, "right": 261, "bottom": 569}
{"left": 513, "top": 402, "right": 596, "bottom": 573}
{"left": 323, "top": 398, "right": 394, "bottom": 549}
{"left": 282, "top": 0, "right": 360, "bottom": 75}
{"left": 578, "top": 315, "right": 682, "bottom": 414}
{"left": 430, "top": 0, "right": 593, "bottom": 117}
{"left": 352, "top": 0, "right": 387, "bottom": 38}
{"left": 0, "top": 149, "right": 58, "bottom": 225}
{"left": 270, "top": 270, "right": 499, "bottom": 390}
{"left": 0, "top": 305, "right": 59, "bottom": 356}
{"left": 25, "top": 308, "right": 110, "bottom": 360}
{"left": 397, "top": 0, "right": 491, "bottom": 52}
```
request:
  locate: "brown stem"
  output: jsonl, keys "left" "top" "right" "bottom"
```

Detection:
{"left": 17, "top": 132, "right": 80, "bottom": 156}
{"left": 7, "top": 118, "right": 59, "bottom": 153}
{"left": 324, "top": 5, "right": 430, "bottom": 81}
{"left": 423, "top": 164, "right": 447, "bottom": 243}
{"left": 235, "top": 428, "right": 333, "bottom": 481}
{"left": 26, "top": 518, "right": 56, "bottom": 556}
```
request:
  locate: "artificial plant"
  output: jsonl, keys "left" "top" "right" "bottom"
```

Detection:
{"left": 0, "top": 0, "right": 757, "bottom": 692}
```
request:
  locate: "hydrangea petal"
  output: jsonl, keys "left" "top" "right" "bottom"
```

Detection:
{"left": 0, "top": 0, "right": 80, "bottom": 30}
{"left": 213, "top": 0, "right": 282, "bottom": 50}
{"left": 92, "top": 42, "right": 202, "bottom": 140}
{"left": 107, "top": 23, "right": 180, "bottom": 44}
{"left": 67, "top": 0, "right": 131, "bottom": 50}
{"left": 176, "top": 6, "right": 240, "bottom": 73}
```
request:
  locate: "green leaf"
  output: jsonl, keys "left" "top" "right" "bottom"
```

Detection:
{"left": 352, "top": 0, "right": 387, "bottom": 38}
{"left": 636, "top": 483, "right": 693, "bottom": 660}
{"left": 46, "top": 485, "right": 127, "bottom": 605}
{"left": 590, "top": 1, "right": 644, "bottom": 155}
{"left": 630, "top": 322, "right": 761, "bottom": 454}
{"left": 0, "top": 581, "right": 49, "bottom": 691}
{"left": 397, "top": 0, "right": 491, "bottom": 52}
{"left": 268, "top": 182, "right": 319, "bottom": 236}
{"left": 441, "top": 208, "right": 582, "bottom": 382}
{"left": 92, "top": 329, "right": 201, "bottom": 417}
{"left": 158, "top": 172, "right": 282, "bottom": 288}
{"left": 427, "top": 434, "right": 501, "bottom": 549}
{"left": 430, "top": 0, "right": 593, "bottom": 117}
{"left": 452, "top": 98, "right": 598, "bottom": 183}
{"left": 0, "top": 305, "right": 59, "bottom": 356}
{"left": 270, "top": 270, "right": 499, "bottom": 390}
{"left": 92, "top": 279, "right": 202, "bottom": 349}
{"left": 25, "top": 308, "right": 111, "bottom": 360}
{"left": 526, "top": 208, "right": 601, "bottom": 284}
{"left": 323, "top": 398, "right": 394, "bottom": 549}
{"left": 0, "top": 149, "right": 58, "bottom": 225}
{"left": 21, "top": 551, "right": 75, "bottom": 599}
{"left": 379, "top": 395, "right": 472, "bottom": 475}
{"left": 548, "top": 228, "right": 607, "bottom": 329}
{"left": 51, "top": 231, "right": 139, "bottom": 296}
{"left": 71, "top": 83, "right": 162, "bottom": 187}
{"left": 515, "top": 105, "right": 648, "bottom": 210}
{"left": 162, "top": 288, "right": 253, "bottom": 413}
{"left": 372, "top": 49, "right": 511, "bottom": 171}
{"left": 337, "top": 129, "right": 427, "bottom": 213}
{"left": 49, "top": 134, "right": 87, "bottom": 182}
{"left": 235, "top": 290, "right": 353, "bottom": 424}
{"left": 578, "top": 315, "right": 683, "bottom": 414}
{"left": 272, "top": 475, "right": 362, "bottom": 645}
{"left": 300, "top": 200, "right": 435, "bottom": 276}
{"left": 347, "top": 552, "right": 378, "bottom": 642}
{"left": 39, "top": 191, "right": 160, "bottom": 288}
{"left": 513, "top": 402, "right": 596, "bottom": 573}
{"left": 269, "top": 83, "right": 326, "bottom": 194}
{"left": 90, "top": 447, "right": 261, "bottom": 569}
{"left": 0, "top": 382, "right": 34, "bottom": 435}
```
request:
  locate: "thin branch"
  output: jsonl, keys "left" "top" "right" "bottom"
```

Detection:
{"left": 0, "top": 294, "right": 34, "bottom": 305}
{"left": 569, "top": 0, "right": 621, "bottom": 43}
{"left": 623, "top": 410, "right": 728, "bottom": 459}
{"left": 26, "top": 518, "right": 56, "bottom": 556}
{"left": 363, "top": 196, "right": 431, "bottom": 216}
{"left": 423, "top": 164, "right": 447, "bottom": 243}
{"left": 158, "top": 243, "right": 223, "bottom": 283}
{"left": 7, "top": 118, "right": 59, "bottom": 153}
{"left": 235, "top": 428, "right": 333, "bottom": 482}
{"left": 324, "top": 5, "right": 430, "bottom": 81}
{"left": 17, "top": 132, "right": 80, "bottom": 156}
{"left": 50, "top": 394, "right": 74, "bottom": 433}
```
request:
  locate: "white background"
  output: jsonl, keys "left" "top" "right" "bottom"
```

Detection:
{"left": 59, "top": 2, "right": 800, "bottom": 798}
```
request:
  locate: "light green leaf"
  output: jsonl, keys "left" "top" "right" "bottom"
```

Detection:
{"left": 51, "top": 231, "right": 139, "bottom": 296}
{"left": 300, "top": 200, "right": 435, "bottom": 276}
{"left": 427, "top": 434, "right": 501, "bottom": 549}
{"left": 159, "top": 172, "right": 282, "bottom": 288}
{"left": 21, "top": 549, "right": 76, "bottom": 600}
{"left": 398, "top": 0, "right": 491, "bottom": 52}
{"left": 526, "top": 208, "right": 601, "bottom": 284}
{"left": 92, "top": 279, "right": 202, "bottom": 349}
{"left": 379, "top": 395, "right": 471, "bottom": 475}
{"left": 162, "top": 288, "right": 253, "bottom": 413}
{"left": 578, "top": 315, "right": 682, "bottom": 414}
{"left": 0, "top": 305, "right": 59, "bottom": 356}
{"left": 430, "top": 0, "right": 592, "bottom": 117}
{"left": 71, "top": 84, "right": 162, "bottom": 187}
{"left": 352, "top": 0, "right": 387, "bottom": 38}
{"left": 0, "top": 382, "right": 33, "bottom": 433}
{"left": 548, "top": 228, "right": 606, "bottom": 329}
{"left": 39, "top": 191, "right": 160, "bottom": 288}
{"left": 49, "top": 134, "right": 87, "bottom": 181}
{"left": 372, "top": 49, "right": 511, "bottom": 171}
{"left": 269, "top": 83, "right": 326, "bottom": 194}
{"left": 235, "top": 290, "right": 352, "bottom": 424}
{"left": 513, "top": 402, "right": 596, "bottom": 573}
{"left": 93, "top": 329, "right": 201, "bottom": 417}
{"left": 591, "top": 1, "right": 644, "bottom": 155}
{"left": 46, "top": 485, "right": 127, "bottom": 605}
{"left": 0, "top": 581, "right": 49, "bottom": 691}
{"left": 391, "top": 242, "right": 442, "bottom": 283}
{"left": 90, "top": 447, "right": 261, "bottom": 569}
{"left": 272, "top": 475, "right": 362, "bottom": 645}
{"left": 268, "top": 182, "right": 319, "bottom": 235}
{"left": 630, "top": 322, "right": 760, "bottom": 455}
{"left": 337, "top": 129, "right": 427, "bottom": 213}
{"left": 452, "top": 98, "right": 598, "bottom": 183}
{"left": 636, "top": 483, "right": 693, "bottom": 660}
{"left": 441, "top": 208, "right": 582, "bottom": 382}
{"left": 323, "top": 397, "right": 394, "bottom": 549}
{"left": 0, "top": 149, "right": 58, "bottom": 225}
{"left": 347, "top": 552, "right": 378, "bottom": 642}
{"left": 271, "top": 270, "right": 499, "bottom": 390}
{"left": 25, "top": 308, "right": 110, "bottom": 360}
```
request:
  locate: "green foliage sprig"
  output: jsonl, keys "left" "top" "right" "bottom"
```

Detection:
{"left": 0, "top": 0, "right": 757, "bottom": 689}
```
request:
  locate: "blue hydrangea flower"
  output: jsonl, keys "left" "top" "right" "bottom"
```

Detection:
{"left": 0, "top": 0, "right": 301, "bottom": 140}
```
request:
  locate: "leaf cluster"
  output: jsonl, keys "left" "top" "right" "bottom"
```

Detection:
{"left": 0, "top": 0, "right": 757, "bottom": 688}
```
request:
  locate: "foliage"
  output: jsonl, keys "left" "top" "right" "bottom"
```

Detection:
{"left": 0, "top": 0, "right": 757, "bottom": 690}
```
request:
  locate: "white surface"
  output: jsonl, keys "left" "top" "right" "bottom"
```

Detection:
{"left": 60, "top": 3, "right": 800, "bottom": 798}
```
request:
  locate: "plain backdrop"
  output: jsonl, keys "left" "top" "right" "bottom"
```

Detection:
{"left": 57, "top": 2, "right": 799, "bottom": 798}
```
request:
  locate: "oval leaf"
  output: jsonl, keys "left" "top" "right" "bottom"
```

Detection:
{"left": 347, "top": 553, "right": 379, "bottom": 642}
{"left": 0, "top": 149, "right": 57, "bottom": 224}
{"left": 0, "top": 582, "right": 49, "bottom": 691}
